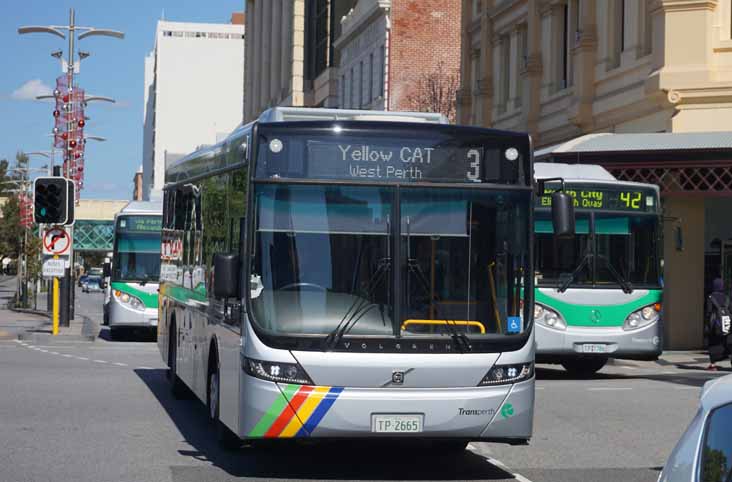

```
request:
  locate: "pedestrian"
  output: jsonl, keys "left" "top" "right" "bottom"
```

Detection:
{"left": 705, "top": 277, "right": 732, "bottom": 370}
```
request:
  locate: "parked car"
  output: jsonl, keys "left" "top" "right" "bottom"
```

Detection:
{"left": 77, "top": 274, "right": 89, "bottom": 287}
{"left": 658, "top": 374, "right": 732, "bottom": 482}
{"left": 82, "top": 276, "right": 104, "bottom": 293}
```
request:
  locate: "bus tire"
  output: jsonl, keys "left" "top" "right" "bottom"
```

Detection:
{"left": 110, "top": 326, "right": 124, "bottom": 341}
{"left": 168, "top": 322, "right": 187, "bottom": 399}
{"left": 430, "top": 440, "right": 469, "bottom": 453}
{"left": 561, "top": 357, "right": 608, "bottom": 377}
{"left": 207, "top": 349, "right": 241, "bottom": 450}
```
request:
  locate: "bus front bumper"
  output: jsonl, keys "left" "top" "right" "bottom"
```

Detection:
{"left": 535, "top": 321, "right": 662, "bottom": 360}
{"left": 108, "top": 299, "right": 158, "bottom": 328}
{"left": 239, "top": 375, "right": 534, "bottom": 442}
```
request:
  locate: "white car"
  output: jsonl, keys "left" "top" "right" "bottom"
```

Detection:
{"left": 658, "top": 374, "right": 732, "bottom": 482}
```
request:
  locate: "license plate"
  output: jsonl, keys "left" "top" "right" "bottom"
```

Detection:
{"left": 371, "top": 414, "right": 423, "bottom": 433}
{"left": 580, "top": 343, "right": 606, "bottom": 353}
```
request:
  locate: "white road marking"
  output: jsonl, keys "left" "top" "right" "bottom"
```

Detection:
{"left": 38, "top": 349, "right": 48, "bottom": 353}
{"left": 587, "top": 387, "right": 633, "bottom": 391}
{"left": 50, "top": 351, "right": 59, "bottom": 355}
{"left": 93, "top": 360, "right": 107, "bottom": 364}
{"left": 137, "top": 366, "right": 155, "bottom": 370}
{"left": 62, "top": 354, "right": 73, "bottom": 358}
{"left": 468, "top": 444, "right": 534, "bottom": 482}
{"left": 76, "top": 357, "right": 89, "bottom": 361}
{"left": 112, "top": 362, "right": 128, "bottom": 367}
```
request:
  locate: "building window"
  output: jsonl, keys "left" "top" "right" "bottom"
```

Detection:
{"left": 351, "top": 67, "right": 356, "bottom": 109}
{"left": 341, "top": 75, "right": 346, "bottom": 108}
{"left": 305, "top": 0, "right": 329, "bottom": 81}
{"left": 561, "top": 4, "right": 569, "bottom": 89}
{"left": 359, "top": 60, "right": 364, "bottom": 108}
{"left": 517, "top": 26, "right": 528, "bottom": 107}
{"left": 368, "top": 52, "right": 374, "bottom": 105}
{"left": 609, "top": 0, "right": 624, "bottom": 68}
{"left": 379, "top": 45, "right": 385, "bottom": 98}
{"left": 643, "top": 0, "right": 653, "bottom": 55}
{"left": 499, "top": 35, "right": 510, "bottom": 112}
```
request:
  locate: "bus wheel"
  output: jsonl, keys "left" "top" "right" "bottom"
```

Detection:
{"left": 430, "top": 440, "right": 469, "bottom": 453}
{"left": 110, "top": 327, "right": 124, "bottom": 341}
{"left": 168, "top": 325, "right": 187, "bottom": 399}
{"left": 561, "top": 357, "right": 608, "bottom": 377}
{"left": 207, "top": 357, "right": 241, "bottom": 450}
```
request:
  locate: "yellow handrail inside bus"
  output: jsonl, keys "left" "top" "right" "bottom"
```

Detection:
{"left": 401, "top": 319, "right": 486, "bottom": 334}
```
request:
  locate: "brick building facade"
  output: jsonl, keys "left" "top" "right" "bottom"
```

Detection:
{"left": 243, "top": 0, "right": 461, "bottom": 122}
{"left": 334, "top": 0, "right": 461, "bottom": 118}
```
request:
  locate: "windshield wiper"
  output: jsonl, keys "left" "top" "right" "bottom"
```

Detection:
{"left": 324, "top": 257, "right": 390, "bottom": 350}
{"left": 406, "top": 259, "right": 471, "bottom": 353}
{"left": 558, "top": 253, "right": 591, "bottom": 293}
{"left": 596, "top": 255, "right": 633, "bottom": 294}
{"left": 404, "top": 216, "right": 470, "bottom": 352}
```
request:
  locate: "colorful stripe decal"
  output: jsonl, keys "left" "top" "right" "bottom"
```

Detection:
{"left": 298, "top": 387, "right": 344, "bottom": 437}
{"left": 249, "top": 384, "right": 343, "bottom": 438}
{"left": 248, "top": 384, "right": 299, "bottom": 438}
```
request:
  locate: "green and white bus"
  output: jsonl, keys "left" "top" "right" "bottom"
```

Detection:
{"left": 533, "top": 163, "right": 663, "bottom": 375}
{"left": 104, "top": 201, "right": 163, "bottom": 340}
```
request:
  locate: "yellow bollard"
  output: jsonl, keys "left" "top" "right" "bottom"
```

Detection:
{"left": 52, "top": 277, "right": 59, "bottom": 336}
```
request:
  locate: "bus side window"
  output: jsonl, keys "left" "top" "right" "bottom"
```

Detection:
{"left": 201, "top": 173, "right": 228, "bottom": 297}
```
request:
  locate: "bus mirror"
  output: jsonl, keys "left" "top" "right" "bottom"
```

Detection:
{"left": 214, "top": 253, "right": 240, "bottom": 299}
{"left": 103, "top": 262, "right": 111, "bottom": 278}
{"left": 551, "top": 191, "right": 575, "bottom": 240}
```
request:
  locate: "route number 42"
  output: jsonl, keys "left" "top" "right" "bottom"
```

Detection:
{"left": 620, "top": 192, "right": 642, "bottom": 209}
{"left": 467, "top": 149, "right": 481, "bottom": 182}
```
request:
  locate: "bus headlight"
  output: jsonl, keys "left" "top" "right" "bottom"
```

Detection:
{"left": 624, "top": 303, "right": 661, "bottom": 331}
{"left": 479, "top": 362, "right": 534, "bottom": 386}
{"left": 243, "top": 357, "right": 314, "bottom": 385}
{"left": 114, "top": 290, "right": 144, "bottom": 312}
{"left": 534, "top": 303, "right": 566, "bottom": 330}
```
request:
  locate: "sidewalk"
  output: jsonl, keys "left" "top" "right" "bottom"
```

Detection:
{"left": 12, "top": 290, "right": 99, "bottom": 343}
{"left": 609, "top": 350, "right": 729, "bottom": 370}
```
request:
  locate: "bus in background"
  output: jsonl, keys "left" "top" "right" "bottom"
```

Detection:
{"left": 533, "top": 163, "right": 663, "bottom": 376}
{"left": 157, "top": 107, "right": 573, "bottom": 449}
{"left": 103, "top": 201, "right": 163, "bottom": 340}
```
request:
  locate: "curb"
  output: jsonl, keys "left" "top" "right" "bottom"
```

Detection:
{"left": 8, "top": 307, "right": 50, "bottom": 318}
{"left": 17, "top": 315, "right": 99, "bottom": 344}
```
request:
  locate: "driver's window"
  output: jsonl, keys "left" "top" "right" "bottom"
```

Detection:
{"left": 700, "top": 402, "right": 732, "bottom": 482}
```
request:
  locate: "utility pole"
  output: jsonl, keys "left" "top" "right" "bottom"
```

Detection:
{"left": 19, "top": 9, "right": 123, "bottom": 328}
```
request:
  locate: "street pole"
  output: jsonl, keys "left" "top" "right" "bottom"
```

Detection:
{"left": 19, "top": 9, "right": 123, "bottom": 328}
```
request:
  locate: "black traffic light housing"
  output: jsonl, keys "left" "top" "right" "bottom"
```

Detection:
{"left": 34, "top": 177, "right": 75, "bottom": 225}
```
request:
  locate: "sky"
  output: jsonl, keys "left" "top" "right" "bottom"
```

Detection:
{"left": 0, "top": 0, "right": 244, "bottom": 200}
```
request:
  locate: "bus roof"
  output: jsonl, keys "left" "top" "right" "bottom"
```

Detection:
{"left": 117, "top": 200, "right": 162, "bottom": 216}
{"left": 534, "top": 162, "right": 660, "bottom": 193}
{"left": 165, "top": 108, "right": 450, "bottom": 187}
{"left": 257, "top": 107, "right": 448, "bottom": 124}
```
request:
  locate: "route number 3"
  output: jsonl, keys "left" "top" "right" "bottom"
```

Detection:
{"left": 467, "top": 149, "right": 481, "bottom": 182}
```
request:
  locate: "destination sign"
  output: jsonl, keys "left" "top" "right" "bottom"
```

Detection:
{"left": 117, "top": 216, "right": 162, "bottom": 233}
{"left": 537, "top": 186, "right": 657, "bottom": 212}
{"left": 256, "top": 134, "right": 523, "bottom": 184}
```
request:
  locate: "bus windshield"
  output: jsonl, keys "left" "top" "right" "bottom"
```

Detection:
{"left": 535, "top": 211, "right": 660, "bottom": 289}
{"left": 250, "top": 183, "right": 530, "bottom": 341}
{"left": 113, "top": 216, "right": 162, "bottom": 283}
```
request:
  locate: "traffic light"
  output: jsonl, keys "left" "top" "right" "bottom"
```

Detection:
{"left": 34, "top": 177, "right": 68, "bottom": 224}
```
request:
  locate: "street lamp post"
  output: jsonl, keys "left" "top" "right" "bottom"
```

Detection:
{"left": 19, "top": 8, "right": 123, "bottom": 326}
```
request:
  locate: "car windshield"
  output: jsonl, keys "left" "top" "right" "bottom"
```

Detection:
{"left": 250, "top": 183, "right": 530, "bottom": 340}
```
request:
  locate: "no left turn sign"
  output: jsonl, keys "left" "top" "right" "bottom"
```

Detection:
{"left": 43, "top": 227, "right": 71, "bottom": 256}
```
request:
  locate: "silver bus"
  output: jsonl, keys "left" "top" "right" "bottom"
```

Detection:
{"left": 157, "top": 107, "right": 572, "bottom": 449}
{"left": 104, "top": 201, "right": 162, "bottom": 340}
{"left": 533, "top": 163, "right": 663, "bottom": 375}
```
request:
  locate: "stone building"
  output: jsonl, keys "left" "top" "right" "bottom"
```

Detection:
{"left": 458, "top": 0, "right": 732, "bottom": 349}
